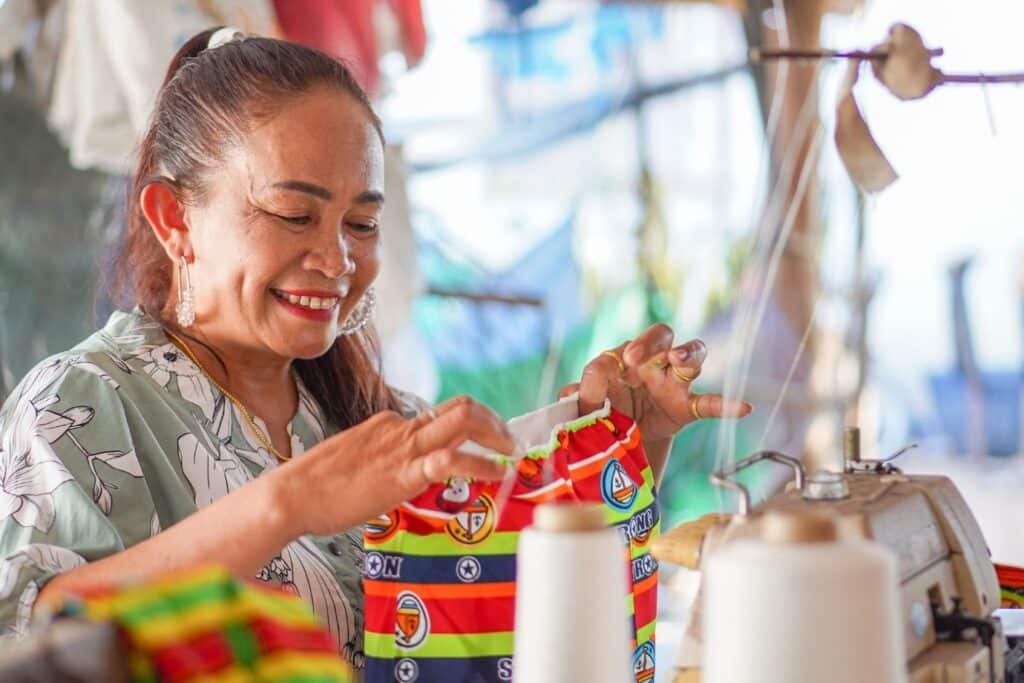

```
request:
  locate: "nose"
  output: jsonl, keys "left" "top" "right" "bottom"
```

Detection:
{"left": 306, "top": 228, "right": 356, "bottom": 279}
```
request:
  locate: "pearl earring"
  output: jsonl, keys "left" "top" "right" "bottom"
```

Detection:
{"left": 176, "top": 256, "right": 196, "bottom": 327}
{"left": 339, "top": 287, "right": 376, "bottom": 336}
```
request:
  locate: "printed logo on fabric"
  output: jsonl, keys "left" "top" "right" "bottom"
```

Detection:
{"left": 395, "top": 591, "right": 430, "bottom": 650}
{"left": 633, "top": 642, "right": 656, "bottom": 682}
{"left": 497, "top": 657, "right": 514, "bottom": 681}
{"left": 437, "top": 477, "right": 473, "bottom": 513}
{"left": 601, "top": 459, "right": 638, "bottom": 511}
{"left": 631, "top": 553, "right": 658, "bottom": 583}
{"left": 395, "top": 658, "right": 419, "bottom": 682}
{"left": 365, "top": 510, "right": 400, "bottom": 544}
{"left": 516, "top": 457, "right": 547, "bottom": 489}
{"left": 445, "top": 493, "right": 496, "bottom": 545}
{"left": 455, "top": 556, "right": 482, "bottom": 583}
{"left": 364, "top": 552, "right": 403, "bottom": 580}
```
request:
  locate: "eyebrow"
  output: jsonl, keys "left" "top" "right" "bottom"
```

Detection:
{"left": 270, "top": 181, "right": 384, "bottom": 206}
{"left": 271, "top": 180, "right": 333, "bottom": 200}
{"left": 353, "top": 189, "right": 385, "bottom": 205}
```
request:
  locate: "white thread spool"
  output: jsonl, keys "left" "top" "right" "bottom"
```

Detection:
{"left": 703, "top": 511, "right": 907, "bottom": 683}
{"left": 514, "top": 503, "right": 632, "bottom": 683}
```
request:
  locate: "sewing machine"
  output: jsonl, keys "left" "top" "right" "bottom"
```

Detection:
{"left": 653, "top": 429, "right": 1024, "bottom": 683}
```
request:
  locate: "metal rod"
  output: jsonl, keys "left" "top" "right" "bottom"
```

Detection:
{"left": 711, "top": 450, "right": 806, "bottom": 516}
{"left": 942, "top": 72, "right": 1024, "bottom": 84}
{"left": 750, "top": 47, "right": 944, "bottom": 62}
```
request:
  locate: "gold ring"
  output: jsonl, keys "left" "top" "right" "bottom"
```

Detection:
{"left": 690, "top": 395, "right": 704, "bottom": 420}
{"left": 601, "top": 350, "right": 626, "bottom": 375}
{"left": 645, "top": 356, "right": 670, "bottom": 371}
{"left": 671, "top": 366, "right": 695, "bottom": 383}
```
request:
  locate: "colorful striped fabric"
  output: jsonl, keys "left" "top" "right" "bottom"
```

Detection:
{"left": 363, "top": 400, "right": 659, "bottom": 682}
{"left": 59, "top": 566, "right": 353, "bottom": 683}
{"left": 996, "top": 563, "right": 1024, "bottom": 608}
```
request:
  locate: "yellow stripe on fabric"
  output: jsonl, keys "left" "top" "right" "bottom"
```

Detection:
{"left": 118, "top": 591, "right": 319, "bottom": 649}
{"left": 83, "top": 567, "right": 233, "bottom": 622}
{"left": 254, "top": 652, "right": 352, "bottom": 681}
{"left": 364, "top": 631, "right": 515, "bottom": 659}
{"left": 371, "top": 530, "right": 522, "bottom": 556}
{"left": 186, "top": 665, "right": 253, "bottom": 683}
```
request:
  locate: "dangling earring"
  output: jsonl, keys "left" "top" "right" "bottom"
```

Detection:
{"left": 339, "top": 287, "right": 376, "bottom": 336}
{"left": 176, "top": 256, "right": 196, "bottom": 327}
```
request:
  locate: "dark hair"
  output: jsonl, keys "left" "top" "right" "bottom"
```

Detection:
{"left": 111, "top": 28, "right": 397, "bottom": 429}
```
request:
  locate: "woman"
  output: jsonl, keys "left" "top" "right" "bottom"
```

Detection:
{"left": 0, "top": 28, "right": 750, "bottom": 668}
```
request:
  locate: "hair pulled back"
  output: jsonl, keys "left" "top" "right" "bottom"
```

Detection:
{"left": 112, "top": 28, "right": 396, "bottom": 429}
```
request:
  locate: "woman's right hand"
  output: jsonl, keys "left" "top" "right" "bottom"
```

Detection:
{"left": 271, "top": 396, "right": 515, "bottom": 537}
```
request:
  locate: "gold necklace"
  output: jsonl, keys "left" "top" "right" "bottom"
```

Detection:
{"left": 164, "top": 329, "right": 291, "bottom": 463}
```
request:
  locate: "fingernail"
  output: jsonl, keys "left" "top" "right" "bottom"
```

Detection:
{"left": 744, "top": 402, "right": 754, "bottom": 414}
{"left": 671, "top": 349, "right": 690, "bottom": 363}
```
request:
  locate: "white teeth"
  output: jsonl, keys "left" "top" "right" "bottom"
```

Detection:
{"left": 275, "top": 290, "right": 339, "bottom": 311}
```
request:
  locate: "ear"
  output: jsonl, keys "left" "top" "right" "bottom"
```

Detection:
{"left": 140, "top": 181, "right": 193, "bottom": 261}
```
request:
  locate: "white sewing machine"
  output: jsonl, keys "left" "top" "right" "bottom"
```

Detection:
{"left": 652, "top": 429, "right": 1024, "bottom": 683}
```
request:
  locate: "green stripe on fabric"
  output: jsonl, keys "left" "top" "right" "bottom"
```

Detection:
{"left": 364, "top": 631, "right": 515, "bottom": 659}
{"left": 224, "top": 621, "right": 259, "bottom": 668}
{"left": 114, "top": 579, "right": 237, "bottom": 627}
{"left": 371, "top": 530, "right": 522, "bottom": 556}
{"left": 636, "top": 620, "right": 657, "bottom": 645}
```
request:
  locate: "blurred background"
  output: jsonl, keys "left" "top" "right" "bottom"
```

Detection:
{"left": 2, "top": 0, "right": 1024, "bottom": 603}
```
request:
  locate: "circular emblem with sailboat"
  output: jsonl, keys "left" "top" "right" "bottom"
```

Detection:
{"left": 601, "top": 459, "right": 638, "bottom": 511}
{"left": 633, "top": 642, "right": 656, "bottom": 682}
{"left": 445, "top": 493, "right": 496, "bottom": 545}
{"left": 395, "top": 591, "right": 430, "bottom": 650}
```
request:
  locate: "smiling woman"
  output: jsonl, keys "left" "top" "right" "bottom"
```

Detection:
{"left": 0, "top": 27, "right": 515, "bottom": 667}
{"left": 0, "top": 25, "right": 748, "bottom": 677}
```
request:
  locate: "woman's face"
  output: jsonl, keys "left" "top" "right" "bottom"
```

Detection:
{"left": 184, "top": 87, "right": 384, "bottom": 361}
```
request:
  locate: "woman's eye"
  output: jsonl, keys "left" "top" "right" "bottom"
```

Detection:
{"left": 277, "top": 214, "right": 312, "bottom": 226}
{"left": 347, "top": 222, "right": 379, "bottom": 235}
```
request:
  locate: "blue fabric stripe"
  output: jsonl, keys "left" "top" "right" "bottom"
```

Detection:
{"left": 366, "top": 655, "right": 515, "bottom": 682}
{"left": 363, "top": 551, "right": 518, "bottom": 584}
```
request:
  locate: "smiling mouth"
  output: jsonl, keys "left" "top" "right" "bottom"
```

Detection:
{"left": 271, "top": 289, "right": 342, "bottom": 311}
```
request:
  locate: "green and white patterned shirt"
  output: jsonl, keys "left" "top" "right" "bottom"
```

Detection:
{"left": 0, "top": 308, "right": 417, "bottom": 669}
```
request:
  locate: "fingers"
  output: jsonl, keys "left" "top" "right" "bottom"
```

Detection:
{"left": 668, "top": 338, "right": 707, "bottom": 379}
{"left": 412, "top": 396, "right": 516, "bottom": 457}
{"left": 558, "top": 383, "right": 580, "bottom": 400}
{"left": 579, "top": 342, "right": 627, "bottom": 414}
{"left": 692, "top": 393, "right": 753, "bottom": 420}
{"left": 622, "top": 324, "right": 675, "bottom": 378}
{"left": 418, "top": 447, "right": 509, "bottom": 485}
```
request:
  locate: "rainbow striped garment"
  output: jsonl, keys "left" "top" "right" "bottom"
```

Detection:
{"left": 59, "top": 565, "right": 352, "bottom": 683}
{"left": 363, "top": 400, "right": 659, "bottom": 682}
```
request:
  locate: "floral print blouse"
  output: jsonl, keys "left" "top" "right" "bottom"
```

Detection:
{"left": 0, "top": 309, "right": 420, "bottom": 671}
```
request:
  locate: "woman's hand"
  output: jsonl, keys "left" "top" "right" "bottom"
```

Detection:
{"left": 560, "top": 324, "right": 752, "bottom": 480}
{"left": 273, "top": 396, "right": 514, "bottom": 537}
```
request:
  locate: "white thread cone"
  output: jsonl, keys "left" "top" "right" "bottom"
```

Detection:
{"left": 514, "top": 504, "right": 632, "bottom": 683}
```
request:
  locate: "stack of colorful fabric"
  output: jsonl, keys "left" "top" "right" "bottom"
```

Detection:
{"left": 59, "top": 566, "right": 352, "bottom": 683}
{"left": 996, "top": 563, "right": 1024, "bottom": 608}
{"left": 363, "top": 399, "right": 659, "bottom": 682}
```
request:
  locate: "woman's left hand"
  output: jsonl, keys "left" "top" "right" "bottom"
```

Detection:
{"left": 560, "top": 324, "right": 752, "bottom": 445}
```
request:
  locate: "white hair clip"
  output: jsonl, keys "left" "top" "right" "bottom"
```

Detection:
{"left": 207, "top": 27, "right": 243, "bottom": 51}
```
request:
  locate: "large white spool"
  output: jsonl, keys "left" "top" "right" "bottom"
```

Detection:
{"left": 513, "top": 503, "right": 632, "bottom": 683}
{"left": 703, "top": 512, "right": 907, "bottom": 683}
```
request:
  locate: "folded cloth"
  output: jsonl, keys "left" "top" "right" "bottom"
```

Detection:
{"left": 57, "top": 565, "right": 352, "bottom": 682}
{"left": 363, "top": 396, "right": 659, "bottom": 683}
{"left": 997, "top": 563, "right": 1024, "bottom": 608}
